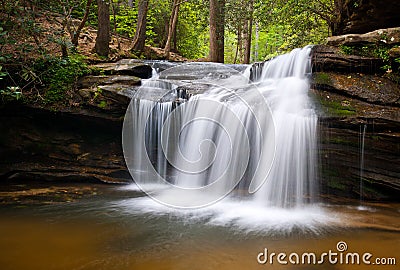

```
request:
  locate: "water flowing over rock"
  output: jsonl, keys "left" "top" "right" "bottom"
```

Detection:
{"left": 123, "top": 47, "right": 317, "bottom": 208}
{"left": 1, "top": 49, "right": 398, "bottom": 203}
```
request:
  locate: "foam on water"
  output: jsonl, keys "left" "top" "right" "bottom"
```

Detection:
{"left": 115, "top": 184, "right": 338, "bottom": 234}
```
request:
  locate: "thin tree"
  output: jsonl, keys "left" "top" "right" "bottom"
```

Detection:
{"left": 233, "top": 24, "right": 241, "bottom": 64}
{"left": 131, "top": 0, "right": 149, "bottom": 52}
{"left": 95, "top": 0, "right": 110, "bottom": 56}
{"left": 164, "top": 0, "right": 181, "bottom": 59}
{"left": 71, "top": 0, "right": 93, "bottom": 47}
{"left": 243, "top": 0, "right": 254, "bottom": 64}
{"left": 209, "top": 0, "right": 225, "bottom": 63}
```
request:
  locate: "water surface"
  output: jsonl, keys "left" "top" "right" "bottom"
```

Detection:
{"left": 0, "top": 181, "right": 398, "bottom": 270}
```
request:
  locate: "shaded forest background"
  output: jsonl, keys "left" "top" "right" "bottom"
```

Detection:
{"left": 1, "top": 0, "right": 340, "bottom": 64}
{"left": 2, "top": 0, "right": 399, "bottom": 104}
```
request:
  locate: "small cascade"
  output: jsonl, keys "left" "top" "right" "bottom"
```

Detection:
{"left": 252, "top": 47, "right": 317, "bottom": 208}
{"left": 359, "top": 124, "right": 367, "bottom": 205}
{"left": 123, "top": 46, "right": 317, "bottom": 209}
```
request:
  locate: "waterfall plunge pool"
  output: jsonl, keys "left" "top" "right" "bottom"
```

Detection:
{"left": 0, "top": 181, "right": 399, "bottom": 270}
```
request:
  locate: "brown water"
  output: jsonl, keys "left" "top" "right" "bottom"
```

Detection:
{"left": 0, "top": 181, "right": 399, "bottom": 270}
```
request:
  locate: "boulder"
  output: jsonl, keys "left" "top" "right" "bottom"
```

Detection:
{"left": 92, "top": 59, "right": 153, "bottom": 79}
{"left": 389, "top": 47, "right": 400, "bottom": 58}
{"left": 327, "top": 27, "right": 400, "bottom": 46}
{"left": 77, "top": 75, "right": 141, "bottom": 88}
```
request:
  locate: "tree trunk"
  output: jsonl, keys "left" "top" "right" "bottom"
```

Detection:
{"left": 173, "top": 18, "right": 178, "bottom": 52}
{"left": 95, "top": 0, "right": 110, "bottom": 56}
{"left": 209, "top": 0, "right": 225, "bottom": 63}
{"left": 164, "top": 0, "right": 180, "bottom": 59}
{"left": 233, "top": 25, "right": 241, "bottom": 64}
{"left": 61, "top": 43, "right": 68, "bottom": 58}
{"left": 243, "top": 0, "right": 254, "bottom": 64}
{"left": 72, "top": 0, "right": 93, "bottom": 47}
{"left": 254, "top": 21, "right": 259, "bottom": 61}
{"left": 131, "top": 0, "right": 149, "bottom": 52}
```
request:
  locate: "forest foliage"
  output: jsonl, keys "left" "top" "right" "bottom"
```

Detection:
{"left": 0, "top": 0, "right": 336, "bottom": 103}
{"left": 1, "top": 0, "right": 334, "bottom": 62}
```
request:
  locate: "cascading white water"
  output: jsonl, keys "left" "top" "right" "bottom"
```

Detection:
{"left": 253, "top": 47, "right": 317, "bottom": 207}
{"left": 359, "top": 124, "right": 367, "bottom": 204}
{"left": 123, "top": 46, "right": 317, "bottom": 209}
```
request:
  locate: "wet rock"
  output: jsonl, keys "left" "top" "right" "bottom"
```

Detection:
{"left": 74, "top": 74, "right": 138, "bottom": 119}
{"left": 389, "top": 47, "right": 400, "bottom": 58}
{"left": 147, "top": 61, "right": 183, "bottom": 73}
{"left": 92, "top": 59, "right": 153, "bottom": 79}
{"left": 158, "top": 62, "right": 243, "bottom": 80}
{"left": 77, "top": 85, "right": 131, "bottom": 118}
{"left": 318, "top": 117, "right": 400, "bottom": 201}
{"left": 77, "top": 75, "right": 141, "bottom": 89}
{"left": 0, "top": 105, "right": 130, "bottom": 184}
{"left": 311, "top": 45, "right": 384, "bottom": 74}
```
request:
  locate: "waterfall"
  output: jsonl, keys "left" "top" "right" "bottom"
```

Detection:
{"left": 253, "top": 47, "right": 317, "bottom": 207}
{"left": 123, "top": 46, "right": 317, "bottom": 209}
{"left": 359, "top": 124, "right": 367, "bottom": 205}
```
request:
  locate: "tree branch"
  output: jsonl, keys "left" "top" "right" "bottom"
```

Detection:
{"left": 72, "top": 0, "right": 93, "bottom": 46}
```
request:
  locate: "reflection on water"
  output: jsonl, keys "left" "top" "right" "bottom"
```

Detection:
{"left": 0, "top": 182, "right": 399, "bottom": 270}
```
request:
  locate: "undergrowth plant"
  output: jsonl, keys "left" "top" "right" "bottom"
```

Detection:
{"left": 33, "top": 54, "right": 90, "bottom": 104}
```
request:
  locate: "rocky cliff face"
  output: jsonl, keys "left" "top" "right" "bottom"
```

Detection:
{"left": 0, "top": 105, "right": 129, "bottom": 183}
{"left": 312, "top": 45, "right": 400, "bottom": 201}
{"left": 336, "top": 0, "right": 400, "bottom": 35}
{"left": 0, "top": 59, "right": 144, "bottom": 184}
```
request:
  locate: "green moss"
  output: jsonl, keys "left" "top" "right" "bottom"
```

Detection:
{"left": 327, "top": 181, "right": 347, "bottom": 191}
{"left": 321, "top": 168, "right": 340, "bottom": 177}
{"left": 340, "top": 45, "right": 354, "bottom": 55}
{"left": 340, "top": 44, "right": 393, "bottom": 72}
{"left": 314, "top": 72, "right": 332, "bottom": 85}
{"left": 89, "top": 66, "right": 105, "bottom": 76}
{"left": 97, "top": 100, "right": 107, "bottom": 109}
{"left": 329, "top": 138, "right": 352, "bottom": 145}
{"left": 371, "top": 135, "right": 381, "bottom": 141}
{"left": 319, "top": 99, "right": 357, "bottom": 116}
